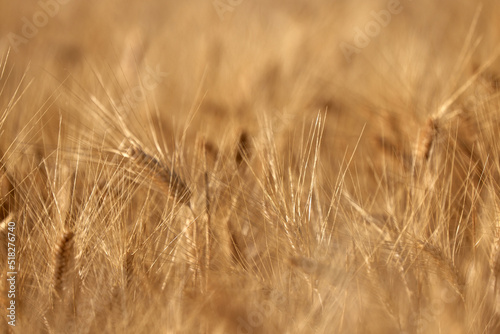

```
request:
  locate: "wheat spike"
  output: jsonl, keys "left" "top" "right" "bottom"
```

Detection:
{"left": 416, "top": 116, "right": 439, "bottom": 163}
{"left": 125, "top": 249, "right": 134, "bottom": 290}
{"left": 0, "top": 213, "right": 12, "bottom": 235}
{"left": 53, "top": 230, "right": 75, "bottom": 298}
{"left": 0, "top": 156, "right": 13, "bottom": 220}
{"left": 42, "top": 315, "right": 53, "bottom": 334}
{"left": 491, "top": 205, "right": 500, "bottom": 293}
{"left": 125, "top": 144, "right": 192, "bottom": 206}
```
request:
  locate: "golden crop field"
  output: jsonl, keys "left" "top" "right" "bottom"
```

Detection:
{"left": 1, "top": 0, "right": 500, "bottom": 333}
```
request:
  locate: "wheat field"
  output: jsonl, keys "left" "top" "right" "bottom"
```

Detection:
{"left": 1, "top": 0, "right": 500, "bottom": 333}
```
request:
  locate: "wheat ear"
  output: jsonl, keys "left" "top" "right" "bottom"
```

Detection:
{"left": 125, "top": 249, "right": 135, "bottom": 290}
{"left": 416, "top": 116, "right": 439, "bottom": 163}
{"left": 125, "top": 145, "right": 192, "bottom": 207}
{"left": 53, "top": 231, "right": 74, "bottom": 299}
{"left": 491, "top": 206, "right": 500, "bottom": 293}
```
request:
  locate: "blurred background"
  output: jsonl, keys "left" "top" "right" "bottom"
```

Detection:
{"left": 1, "top": 0, "right": 498, "bottom": 152}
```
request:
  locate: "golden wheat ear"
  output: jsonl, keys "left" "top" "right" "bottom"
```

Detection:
{"left": 124, "top": 249, "right": 135, "bottom": 290}
{"left": 0, "top": 156, "right": 14, "bottom": 220}
{"left": 416, "top": 116, "right": 439, "bottom": 163}
{"left": 125, "top": 144, "right": 192, "bottom": 206}
{"left": 53, "top": 230, "right": 75, "bottom": 299}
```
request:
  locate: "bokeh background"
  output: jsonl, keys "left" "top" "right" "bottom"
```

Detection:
{"left": 1, "top": 0, "right": 499, "bottom": 192}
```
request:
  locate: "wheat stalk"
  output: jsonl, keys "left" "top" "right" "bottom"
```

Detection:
{"left": 204, "top": 170, "right": 211, "bottom": 293}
